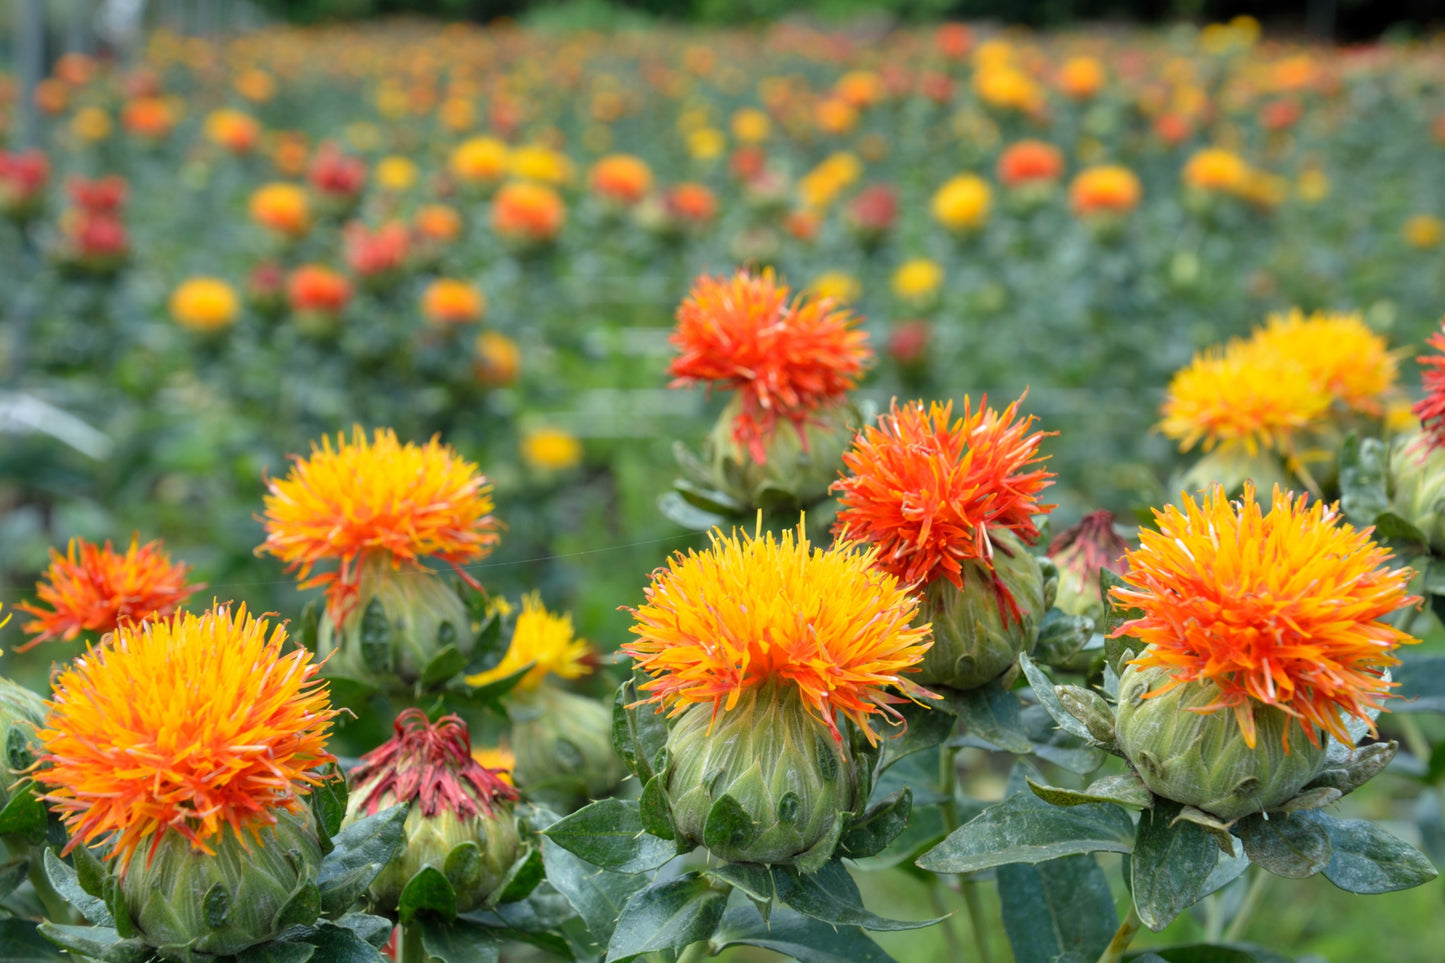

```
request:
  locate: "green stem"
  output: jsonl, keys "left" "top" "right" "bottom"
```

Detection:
{"left": 1223, "top": 868, "right": 1270, "bottom": 943}
{"left": 929, "top": 883, "right": 966, "bottom": 963}
{"left": 1096, "top": 903, "right": 1142, "bottom": 963}
{"left": 674, "top": 940, "right": 710, "bottom": 963}
{"left": 399, "top": 923, "right": 428, "bottom": 963}
{"left": 1202, "top": 893, "right": 1223, "bottom": 944}
{"left": 960, "top": 877, "right": 998, "bottom": 963}
{"left": 939, "top": 743, "right": 960, "bottom": 832}
{"left": 1398, "top": 715, "right": 1432, "bottom": 769}
{"left": 28, "top": 853, "right": 74, "bottom": 924}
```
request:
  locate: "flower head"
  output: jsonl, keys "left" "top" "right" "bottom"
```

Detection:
{"left": 18, "top": 536, "right": 202, "bottom": 651}
{"left": 668, "top": 268, "right": 871, "bottom": 463}
{"left": 466, "top": 592, "right": 592, "bottom": 692}
{"left": 1070, "top": 165, "right": 1142, "bottom": 216}
{"left": 831, "top": 396, "right": 1055, "bottom": 611}
{"left": 1159, "top": 341, "right": 1331, "bottom": 455}
{"left": 349, "top": 709, "right": 517, "bottom": 819}
{"left": 257, "top": 427, "right": 500, "bottom": 619}
{"left": 34, "top": 604, "right": 337, "bottom": 868}
{"left": 1111, "top": 483, "right": 1419, "bottom": 748}
{"left": 1251, "top": 308, "right": 1398, "bottom": 416}
{"left": 169, "top": 277, "right": 240, "bottom": 332}
{"left": 1414, "top": 320, "right": 1445, "bottom": 451}
{"left": 625, "top": 522, "right": 934, "bottom": 745}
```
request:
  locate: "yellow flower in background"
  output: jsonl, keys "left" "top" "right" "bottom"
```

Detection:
{"left": 1405, "top": 214, "right": 1444, "bottom": 250}
{"left": 71, "top": 106, "right": 113, "bottom": 142}
{"left": 450, "top": 136, "right": 510, "bottom": 184}
{"left": 472, "top": 745, "right": 516, "bottom": 785}
{"left": 235, "top": 67, "right": 276, "bottom": 103}
{"left": 474, "top": 331, "right": 521, "bottom": 387}
{"left": 510, "top": 143, "right": 573, "bottom": 185}
{"left": 892, "top": 257, "right": 944, "bottom": 305}
{"left": 1253, "top": 309, "right": 1398, "bottom": 416}
{"left": 932, "top": 173, "right": 992, "bottom": 232}
{"left": 1182, "top": 147, "right": 1249, "bottom": 193}
{"left": 439, "top": 96, "right": 476, "bottom": 132}
{"left": 686, "top": 127, "right": 726, "bottom": 161}
{"left": 422, "top": 278, "right": 486, "bottom": 325}
{"left": 375, "top": 155, "right": 419, "bottom": 192}
{"left": 465, "top": 592, "right": 591, "bottom": 692}
{"left": 798, "top": 151, "right": 862, "bottom": 210}
{"left": 809, "top": 271, "right": 861, "bottom": 305}
{"left": 731, "top": 107, "right": 771, "bottom": 143}
{"left": 1296, "top": 167, "right": 1331, "bottom": 203}
{"left": 170, "top": 277, "right": 240, "bottom": 332}
{"left": 522, "top": 425, "right": 583, "bottom": 472}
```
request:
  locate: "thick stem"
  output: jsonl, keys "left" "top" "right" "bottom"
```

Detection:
{"left": 960, "top": 877, "right": 998, "bottom": 963}
{"left": 1223, "top": 868, "right": 1270, "bottom": 943}
{"left": 674, "top": 940, "right": 710, "bottom": 963}
{"left": 399, "top": 923, "right": 429, "bottom": 963}
{"left": 1096, "top": 903, "right": 1142, "bottom": 963}
{"left": 1398, "top": 715, "right": 1432, "bottom": 768}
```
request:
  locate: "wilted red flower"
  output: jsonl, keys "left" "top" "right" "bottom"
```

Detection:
{"left": 68, "top": 175, "right": 126, "bottom": 215}
{"left": 349, "top": 709, "right": 517, "bottom": 819}
{"left": 669, "top": 268, "right": 872, "bottom": 462}
{"left": 846, "top": 183, "right": 899, "bottom": 236}
{"left": 343, "top": 220, "right": 410, "bottom": 278}
{"left": 307, "top": 141, "right": 366, "bottom": 198}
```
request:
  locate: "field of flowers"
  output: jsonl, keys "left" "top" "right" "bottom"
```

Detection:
{"left": 3, "top": 14, "right": 1445, "bottom": 963}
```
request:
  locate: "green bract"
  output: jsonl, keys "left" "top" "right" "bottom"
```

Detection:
{"left": 1115, "top": 662, "right": 1328, "bottom": 821}
{"left": 702, "top": 396, "right": 858, "bottom": 511}
{"left": 510, "top": 684, "right": 627, "bottom": 813}
{"left": 120, "top": 808, "right": 324, "bottom": 958}
{"left": 1388, "top": 430, "right": 1445, "bottom": 552}
{"left": 664, "top": 683, "right": 857, "bottom": 873}
{"left": 914, "top": 528, "right": 1046, "bottom": 690}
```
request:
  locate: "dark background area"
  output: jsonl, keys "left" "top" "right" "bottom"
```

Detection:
{"left": 256, "top": 0, "right": 1445, "bottom": 41}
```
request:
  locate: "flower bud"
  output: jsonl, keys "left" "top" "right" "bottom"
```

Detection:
{"left": 1114, "top": 662, "right": 1327, "bottom": 821}
{"left": 702, "top": 396, "right": 858, "bottom": 511}
{"left": 509, "top": 684, "right": 626, "bottom": 812}
{"left": 915, "top": 528, "right": 1046, "bottom": 690}
{"left": 345, "top": 710, "right": 520, "bottom": 914}
{"left": 120, "top": 808, "right": 325, "bottom": 957}
{"left": 664, "top": 682, "right": 857, "bottom": 871}
{"left": 1388, "top": 431, "right": 1445, "bottom": 553}
{"left": 1046, "top": 510, "right": 1129, "bottom": 620}
{"left": 316, "top": 559, "right": 473, "bottom": 693}
{"left": 0, "top": 677, "right": 47, "bottom": 792}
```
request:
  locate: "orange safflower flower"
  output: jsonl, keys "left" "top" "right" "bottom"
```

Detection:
{"left": 121, "top": 97, "right": 175, "bottom": 140}
{"left": 204, "top": 108, "right": 260, "bottom": 154}
{"left": 625, "top": 522, "right": 934, "bottom": 744}
{"left": 589, "top": 154, "right": 653, "bottom": 205}
{"left": 286, "top": 264, "right": 351, "bottom": 315}
{"left": 668, "top": 268, "right": 871, "bottom": 463}
{"left": 249, "top": 182, "right": 310, "bottom": 237}
{"left": 491, "top": 181, "right": 566, "bottom": 243}
{"left": 665, "top": 182, "right": 717, "bottom": 225}
{"left": 34, "top": 604, "right": 337, "bottom": 869}
{"left": 996, "top": 139, "right": 1065, "bottom": 187}
{"left": 1070, "top": 165, "right": 1142, "bottom": 216}
{"left": 1112, "top": 483, "right": 1418, "bottom": 748}
{"left": 832, "top": 397, "right": 1054, "bottom": 614}
{"left": 414, "top": 203, "right": 463, "bottom": 243}
{"left": 422, "top": 278, "right": 486, "bottom": 325}
{"left": 257, "top": 427, "right": 500, "bottom": 619}
{"left": 1058, "top": 56, "right": 1106, "bottom": 99}
{"left": 1252, "top": 309, "right": 1398, "bottom": 417}
{"left": 17, "top": 536, "right": 202, "bottom": 651}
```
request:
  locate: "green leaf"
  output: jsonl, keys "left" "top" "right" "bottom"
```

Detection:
{"left": 318, "top": 804, "right": 407, "bottom": 918}
{"left": 102, "top": 874, "right": 135, "bottom": 939}
{"left": 1307, "top": 740, "right": 1396, "bottom": 795}
{"left": 417, "top": 919, "right": 501, "bottom": 963}
{"left": 1393, "top": 652, "right": 1445, "bottom": 713}
{"left": 36, "top": 924, "right": 146, "bottom": 963}
{"left": 1027, "top": 773, "right": 1152, "bottom": 809}
{"left": 0, "top": 919, "right": 64, "bottom": 963}
{"left": 300, "top": 599, "right": 321, "bottom": 651}
{"left": 1236, "top": 813, "right": 1331, "bottom": 878}
{"left": 399, "top": 866, "right": 458, "bottom": 925}
{"left": 463, "top": 892, "right": 577, "bottom": 960}
{"left": 1338, "top": 434, "right": 1391, "bottom": 526}
{"left": 1034, "top": 609, "right": 1096, "bottom": 666}
{"left": 539, "top": 836, "right": 648, "bottom": 949}
{"left": 332, "top": 912, "right": 394, "bottom": 949}
{"left": 947, "top": 680, "right": 1032, "bottom": 754}
{"left": 917, "top": 790, "right": 1135, "bottom": 873}
{"left": 604, "top": 873, "right": 726, "bottom": 963}
{"left": 703, "top": 794, "right": 758, "bottom": 853}
{"left": 1018, "top": 652, "right": 1094, "bottom": 743}
{"left": 73, "top": 839, "right": 108, "bottom": 897}
{"left": 303, "top": 921, "right": 389, "bottom": 963}
{"left": 276, "top": 881, "right": 323, "bottom": 931}
{"left": 420, "top": 644, "right": 469, "bottom": 689}
{"left": 1131, "top": 800, "right": 1219, "bottom": 932}
{"left": 998, "top": 854, "right": 1118, "bottom": 963}
{"left": 637, "top": 775, "right": 676, "bottom": 842}
{"left": 838, "top": 788, "right": 912, "bottom": 859}
{"left": 237, "top": 942, "right": 317, "bottom": 963}
{"left": 492, "top": 846, "right": 544, "bottom": 904}
{"left": 465, "top": 612, "right": 504, "bottom": 674}
{"left": 0, "top": 781, "right": 48, "bottom": 844}
{"left": 1306, "top": 812, "right": 1440, "bottom": 894}
{"left": 703, "top": 862, "right": 777, "bottom": 906}
{"left": 453, "top": 664, "right": 532, "bottom": 710}
{"left": 611, "top": 674, "right": 669, "bottom": 784}
{"left": 713, "top": 903, "right": 900, "bottom": 963}
{"left": 878, "top": 700, "right": 956, "bottom": 771}
{"left": 311, "top": 773, "right": 348, "bottom": 844}
{"left": 658, "top": 490, "right": 731, "bottom": 531}
{"left": 43, "top": 849, "right": 113, "bottom": 925}
{"left": 358, "top": 597, "right": 394, "bottom": 674}
{"left": 542, "top": 799, "right": 676, "bottom": 874}
{"left": 774, "top": 860, "right": 943, "bottom": 931}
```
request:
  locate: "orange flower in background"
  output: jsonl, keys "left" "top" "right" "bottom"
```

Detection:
{"left": 121, "top": 97, "right": 175, "bottom": 140}
{"left": 286, "top": 264, "right": 351, "bottom": 315}
{"left": 1182, "top": 147, "right": 1250, "bottom": 193}
{"left": 1413, "top": 320, "right": 1445, "bottom": 451}
{"left": 1070, "top": 165, "right": 1142, "bottom": 216}
{"left": 589, "top": 153, "right": 653, "bottom": 204}
{"left": 204, "top": 107, "right": 260, "bottom": 154}
{"left": 491, "top": 181, "right": 566, "bottom": 243}
{"left": 1113, "top": 483, "right": 1418, "bottom": 748}
{"left": 343, "top": 220, "right": 410, "bottom": 278}
{"left": 249, "top": 182, "right": 310, "bottom": 237}
{"left": 935, "top": 23, "right": 973, "bottom": 60}
{"left": 473, "top": 331, "right": 520, "bottom": 386}
{"left": 170, "top": 277, "right": 240, "bottom": 332}
{"left": 257, "top": 427, "right": 500, "bottom": 619}
{"left": 34, "top": 604, "right": 337, "bottom": 868}
{"left": 832, "top": 396, "right": 1055, "bottom": 603}
{"left": 422, "top": 278, "right": 486, "bottom": 325}
{"left": 414, "top": 203, "right": 463, "bottom": 243}
{"left": 451, "top": 136, "right": 510, "bottom": 184}
{"left": 17, "top": 536, "right": 202, "bottom": 651}
{"left": 665, "top": 182, "right": 717, "bottom": 225}
{"left": 625, "top": 522, "right": 934, "bottom": 744}
{"left": 997, "top": 139, "right": 1065, "bottom": 187}
{"left": 668, "top": 268, "right": 871, "bottom": 463}
{"left": 1058, "top": 55, "right": 1106, "bottom": 99}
